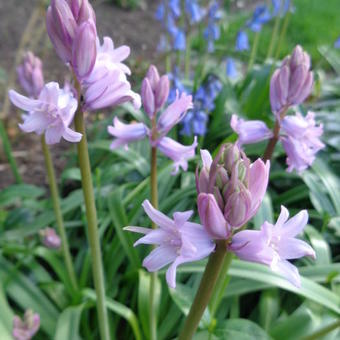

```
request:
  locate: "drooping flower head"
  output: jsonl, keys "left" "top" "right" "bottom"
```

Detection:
{"left": 247, "top": 5, "right": 272, "bottom": 32}
{"left": 13, "top": 309, "right": 40, "bottom": 340}
{"left": 108, "top": 65, "right": 195, "bottom": 174}
{"left": 230, "top": 206, "right": 316, "bottom": 287}
{"left": 40, "top": 227, "right": 61, "bottom": 249}
{"left": 9, "top": 82, "right": 82, "bottom": 144}
{"left": 196, "top": 144, "right": 270, "bottom": 238}
{"left": 17, "top": 52, "right": 44, "bottom": 98}
{"left": 226, "top": 57, "right": 238, "bottom": 79}
{"left": 235, "top": 30, "right": 250, "bottom": 51}
{"left": 270, "top": 45, "right": 313, "bottom": 116}
{"left": 124, "top": 200, "right": 215, "bottom": 288}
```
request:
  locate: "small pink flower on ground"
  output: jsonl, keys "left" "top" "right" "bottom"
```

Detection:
{"left": 230, "top": 206, "right": 316, "bottom": 287}
{"left": 13, "top": 309, "right": 40, "bottom": 340}
{"left": 9, "top": 82, "right": 82, "bottom": 145}
{"left": 124, "top": 200, "right": 215, "bottom": 288}
{"left": 40, "top": 227, "right": 61, "bottom": 249}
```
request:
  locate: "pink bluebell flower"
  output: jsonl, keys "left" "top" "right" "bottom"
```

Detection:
{"left": 270, "top": 45, "right": 313, "bottom": 116}
{"left": 16, "top": 52, "right": 44, "bottom": 98}
{"left": 107, "top": 117, "right": 149, "bottom": 150}
{"left": 196, "top": 144, "right": 270, "bottom": 237}
{"left": 124, "top": 200, "right": 215, "bottom": 288}
{"left": 280, "top": 111, "right": 324, "bottom": 173}
{"left": 82, "top": 36, "right": 141, "bottom": 110}
{"left": 9, "top": 82, "right": 82, "bottom": 144}
{"left": 157, "top": 136, "right": 198, "bottom": 174}
{"left": 13, "top": 309, "right": 40, "bottom": 340}
{"left": 230, "top": 206, "right": 316, "bottom": 287}
{"left": 231, "top": 114, "right": 273, "bottom": 146}
{"left": 40, "top": 227, "right": 61, "bottom": 249}
{"left": 108, "top": 65, "right": 195, "bottom": 174}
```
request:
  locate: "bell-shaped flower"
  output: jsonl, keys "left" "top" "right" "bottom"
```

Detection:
{"left": 17, "top": 52, "right": 44, "bottom": 98}
{"left": 40, "top": 227, "right": 61, "bottom": 249}
{"left": 82, "top": 37, "right": 141, "bottom": 110}
{"left": 107, "top": 117, "right": 149, "bottom": 150}
{"left": 185, "top": 0, "right": 205, "bottom": 24}
{"left": 230, "top": 206, "right": 316, "bottom": 287}
{"left": 9, "top": 82, "right": 82, "bottom": 145}
{"left": 235, "top": 30, "right": 249, "bottom": 51}
{"left": 270, "top": 45, "right": 313, "bottom": 116}
{"left": 196, "top": 145, "right": 270, "bottom": 235}
{"left": 280, "top": 111, "right": 324, "bottom": 173}
{"left": 124, "top": 200, "right": 215, "bottom": 288}
{"left": 230, "top": 114, "right": 273, "bottom": 146}
{"left": 157, "top": 91, "right": 193, "bottom": 137}
{"left": 157, "top": 136, "right": 197, "bottom": 174}
{"left": 226, "top": 58, "right": 238, "bottom": 79}
{"left": 247, "top": 5, "right": 272, "bottom": 32}
{"left": 13, "top": 309, "right": 40, "bottom": 340}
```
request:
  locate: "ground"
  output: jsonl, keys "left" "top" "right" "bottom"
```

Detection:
{"left": 0, "top": 0, "right": 161, "bottom": 190}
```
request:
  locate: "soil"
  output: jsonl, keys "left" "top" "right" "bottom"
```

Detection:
{"left": 0, "top": 0, "right": 161, "bottom": 190}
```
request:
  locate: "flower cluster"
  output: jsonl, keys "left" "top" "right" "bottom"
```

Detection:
{"left": 204, "top": 1, "right": 222, "bottom": 53}
{"left": 181, "top": 75, "right": 222, "bottom": 136}
{"left": 231, "top": 45, "right": 324, "bottom": 173}
{"left": 107, "top": 65, "right": 197, "bottom": 174}
{"left": 13, "top": 310, "right": 40, "bottom": 340}
{"left": 46, "top": 0, "right": 140, "bottom": 111}
{"left": 126, "top": 143, "right": 315, "bottom": 288}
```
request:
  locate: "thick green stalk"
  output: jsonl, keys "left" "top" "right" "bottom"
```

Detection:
{"left": 74, "top": 108, "right": 110, "bottom": 340}
{"left": 302, "top": 319, "right": 340, "bottom": 340}
{"left": 149, "top": 114, "right": 159, "bottom": 340}
{"left": 248, "top": 31, "right": 261, "bottom": 71}
{"left": 179, "top": 241, "right": 228, "bottom": 340}
{"left": 0, "top": 120, "right": 22, "bottom": 183}
{"left": 41, "top": 135, "right": 78, "bottom": 291}
{"left": 209, "top": 252, "right": 233, "bottom": 318}
{"left": 266, "top": 15, "right": 281, "bottom": 60}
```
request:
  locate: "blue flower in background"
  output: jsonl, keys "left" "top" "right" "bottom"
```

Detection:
{"left": 272, "top": 0, "right": 291, "bottom": 17}
{"left": 157, "top": 34, "right": 170, "bottom": 52}
{"left": 226, "top": 58, "right": 238, "bottom": 78}
{"left": 155, "top": 3, "right": 165, "bottom": 21}
{"left": 174, "top": 29, "right": 186, "bottom": 51}
{"left": 247, "top": 5, "right": 272, "bottom": 32}
{"left": 181, "top": 76, "right": 222, "bottom": 136}
{"left": 235, "top": 30, "right": 249, "bottom": 51}
{"left": 185, "top": 0, "right": 205, "bottom": 24}
{"left": 168, "top": 68, "right": 188, "bottom": 103}
{"left": 166, "top": 13, "right": 178, "bottom": 37}
{"left": 334, "top": 36, "right": 340, "bottom": 48}
{"left": 169, "top": 0, "right": 181, "bottom": 18}
{"left": 204, "top": 1, "right": 221, "bottom": 52}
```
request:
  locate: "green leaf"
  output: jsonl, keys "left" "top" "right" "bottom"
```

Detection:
{"left": 253, "top": 193, "right": 274, "bottom": 228}
{"left": 54, "top": 304, "right": 85, "bottom": 340}
{"left": 304, "top": 226, "right": 331, "bottom": 265}
{"left": 0, "top": 184, "right": 45, "bottom": 207}
{"left": 215, "top": 319, "right": 272, "bottom": 340}
{"left": 83, "top": 289, "right": 142, "bottom": 340}
{"left": 0, "top": 284, "right": 13, "bottom": 338}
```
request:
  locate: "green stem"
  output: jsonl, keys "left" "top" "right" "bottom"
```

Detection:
{"left": 179, "top": 242, "right": 228, "bottom": 340}
{"left": 209, "top": 252, "right": 233, "bottom": 318}
{"left": 263, "top": 119, "right": 281, "bottom": 161}
{"left": 248, "top": 31, "right": 261, "bottom": 71}
{"left": 74, "top": 108, "right": 110, "bottom": 340}
{"left": 149, "top": 141, "right": 158, "bottom": 340}
{"left": 266, "top": 15, "right": 281, "bottom": 60}
{"left": 41, "top": 135, "right": 78, "bottom": 291}
{"left": 302, "top": 319, "right": 340, "bottom": 340}
{"left": 185, "top": 34, "right": 191, "bottom": 80}
{"left": 274, "top": 11, "right": 291, "bottom": 60}
{"left": 0, "top": 120, "right": 22, "bottom": 183}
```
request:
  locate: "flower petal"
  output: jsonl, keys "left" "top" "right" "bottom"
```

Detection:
{"left": 142, "top": 200, "right": 175, "bottom": 231}
{"left": 271, "top": 259, "right": 301, "bottom": 287}
{"left": 142, "top": 245, "right": 177, "bottom": 272}
{"left": 280, "top": 209, "right": 308, "bottom": 238}
{"left": 9, "top": 90, "right": 40, "bottom": 111}
{"left": 62, "top": 127, "right": 82, "bottom": 143}
{"left": 277, "top": 237, "right": 316, "bottom": 260}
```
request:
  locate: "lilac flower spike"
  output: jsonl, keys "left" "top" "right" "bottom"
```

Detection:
{"left": 196, "top": 144, "right": 270, "bottom": 236}
{"left": 108, "top": 117, "right": 149, "bottom": 150}
{"left": 124, "top": 200, "right": 215, "bottom": 288}
{"left": 9, "top": 82, "right": 82, "bottom": 144}
{"left": 157, "top": 136, "right": 198, "bottom": 174}
{"left": 231, "top": 206, "right": 316, "bottom": 287}
{"left": 17, "top": 52, "right": 44, "bottom": 98}
{"left": 231, "top": 114, "right": 273, "bottom": 146}
{"left": 270, "top": 45, "right": 313, "bottom": 116}
{"left": 13, "top": 309, "right": 40, "bottom": 340}
{"left": 40, "top": 227, "right": 61, "bottom": 249}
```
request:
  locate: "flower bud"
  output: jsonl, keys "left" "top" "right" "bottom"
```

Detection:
{"left": 223, "top": 143, "right": 240, "bottom": 174}
{"left": 13, "top": 310, "right": 40, "bottom": 340}
{"left": 146, "top": 65, "right": 160, "bottom": 91}
{"left": 72, "top": 20, "right": 97, "bottom": 79}
{"left": 155, "top": 75, "right": 170, "bottom": 110}
{"left": 197, "top": 193, "right": 229, "bottom": 239}
{"left": 270, "top": 45, "right": 313, "bottom": 116}
{"left": 141, "top": 78, "right": 155, "bottom": 118}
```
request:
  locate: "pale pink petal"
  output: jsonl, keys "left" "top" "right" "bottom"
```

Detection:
{"left": 271, "top": 259, "right": 301, "bottom": 287}
{"left": 142, "top": 200, "right": 175, "bottom": 231}
{"left": 9, "top": 90, "right": 40, "bottom": 111}
{"left": 279, "top": 209, "right": 308, "bottom": 238}
{"left": 62, "top": 127, "right": 82, "bottom": 143}
{"left": 143, "top": 245, "right": 178, "bottom": 272}
{"left": 277, "top": 237, "right": 316, "bottom": 260}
